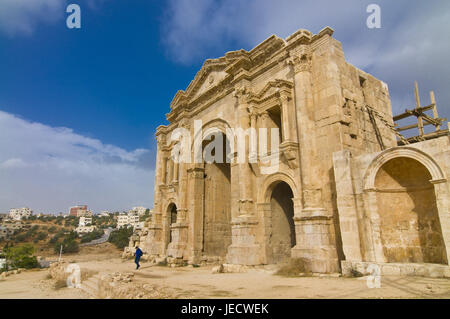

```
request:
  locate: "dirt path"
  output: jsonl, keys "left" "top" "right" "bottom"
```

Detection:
{"left": 75, "top": 258, "right": 450, "bottom": 299}
{"left": 1, "top": 247, "right": 450, "bottom": 299}
{"left": 0, "top": 269, "right": 89, "bottom": 299}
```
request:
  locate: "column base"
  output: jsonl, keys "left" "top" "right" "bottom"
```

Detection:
{"left": 166, "top": 222, "right": 188, "bottom": 259}
{"left": 226, "top": 216, "right": 262, "bottom": 265}
{"left": 292, "top": 208, "right": 340, "bottom": 273}
{"left": 144, "top": 223, "right": 165, "bottom": 256}
{"left": 291, "top": 247, "right": 339, "bottom": 273}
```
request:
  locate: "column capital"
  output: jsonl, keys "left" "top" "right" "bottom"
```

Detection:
{"left": 233, "top": 86, "right": 251, "bottom": 104}
{"left": 287, "top": 51, "right": 312, "bottom": 73}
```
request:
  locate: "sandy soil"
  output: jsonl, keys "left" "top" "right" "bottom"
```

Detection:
{"left": 1, "top": 245, "right": 450, "bottom": 299}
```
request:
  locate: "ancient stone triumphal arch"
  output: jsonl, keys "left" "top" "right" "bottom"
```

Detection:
{"left": 136, "top": 26, "right": 450, "bottom": 274}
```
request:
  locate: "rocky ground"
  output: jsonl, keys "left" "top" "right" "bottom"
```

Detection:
{"left": 1, "top": 244, "right": 450, "bottom": 299}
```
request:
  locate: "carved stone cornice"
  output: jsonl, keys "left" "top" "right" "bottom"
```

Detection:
{"left": 165, "top": 27, "right": 333, "bottom": 127}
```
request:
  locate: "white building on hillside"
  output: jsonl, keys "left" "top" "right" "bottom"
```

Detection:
{"left": 129, "top": 207, "right": 147, "bottom": 216}
{"left": 99, "top": 211, "right": 110, "bottom": 217}
{"left": 117, "top": 212, "right": 141, "bottom": 229}
{"left": 75, "top": 225, "right": 96, "bottom": 234}
{"left": 79, "top": 216, "right": 92, "bottom": 227}
{"left": 75, "top": 216, "right": 95, "bottom": 234}
{"left": 9, "top": 208, "right": 32, "bottom": 221}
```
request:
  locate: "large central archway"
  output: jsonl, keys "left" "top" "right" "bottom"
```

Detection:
{"left": 202, "top": 131, "right": 232, "bottom": 258}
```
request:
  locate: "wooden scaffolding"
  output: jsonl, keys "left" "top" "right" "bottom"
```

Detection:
{"left": 393, "top": 81, "right": 448, "bottom": 145}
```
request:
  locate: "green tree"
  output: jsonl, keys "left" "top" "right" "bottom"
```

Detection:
{"left": 4, "top": 244, "right": 39, "bottom": 270}
{"left": 108, "top": 227, "right": 133, "bottom": 249}
{"left": 54, "top": 238, "right": 79, "bottom": 254}
{"left": 48, "top": 226, "right": 57, "bottom": 233}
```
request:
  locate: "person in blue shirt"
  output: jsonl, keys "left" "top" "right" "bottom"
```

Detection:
{"left": 134, "top": 246, "right": 143, "bottom": 270}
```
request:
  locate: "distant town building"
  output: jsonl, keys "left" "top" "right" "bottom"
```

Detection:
{"left": 129, "top": 207, "right": 147, "bottom": 216}
{"left": 79, "top": 216, "right": 92, "bottom": 227}
{"left": 69, "top": 205, "right": 92, "bottom": 217}
{"left": 117, "top": 212, "right": 140, "bottom": 229}
{"left": 98, "top": 211, "right": 110, "bottom": 217}
{"left": 8, "top": 208, "right": 32, "bottom": 221}
{"left": 75, "top": 225, "right": 96, "bottom": 234}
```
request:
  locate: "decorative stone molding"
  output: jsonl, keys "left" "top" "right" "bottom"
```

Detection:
{"left": 258, "top": 171, "right": 300, "bottom": 204}
{"left": 187, "top": 167, "right": 205, "bottom": 179}
{"left": 363, "top": 146, "right": 446, "bottom": 191}
{"left": 294, "top": 207, "right": 332, "bottom": 221}
{"left": 280, "top": 141, "right": 299, "bottom": 169}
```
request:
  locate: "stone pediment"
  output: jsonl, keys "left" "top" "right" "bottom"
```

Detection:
{"left": 170, "top": 36, "right": 287, "bottom": 110}
{"left": 170, "top": 58, "right": 235, "bottom": 110}
{"left": 248, "top": 79, "right": 294, "bottom": 103}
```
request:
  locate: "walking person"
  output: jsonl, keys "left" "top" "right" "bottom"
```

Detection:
{"left": 134, "top": 246, "right": 143, "bottom": 270}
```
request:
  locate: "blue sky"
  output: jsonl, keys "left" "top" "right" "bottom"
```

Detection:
{"left": 0, "top": 0, "right": 449, "bottom": 213}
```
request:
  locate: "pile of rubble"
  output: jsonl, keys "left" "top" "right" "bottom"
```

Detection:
{"left": 49, "top": 261, "right": 69, "bottom": 281}
{"left": 0, "top": 268, "right": 25, "bottom": 280}
{"left": 98, "top": 272, "right": 173, "bottom": 299}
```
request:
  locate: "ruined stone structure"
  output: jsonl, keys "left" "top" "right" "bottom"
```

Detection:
{"left": 138, "top": 27, "right": 450, "bottom": 274}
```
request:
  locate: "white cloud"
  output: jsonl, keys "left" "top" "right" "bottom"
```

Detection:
{"left": 0, "top": 110, "right": 154, "bottom": 214}
{"left": 161, "top": 0, "right": 450, "bottom": 123}
{"left": 0, "top": 0, "right": 68, "bottom": 36}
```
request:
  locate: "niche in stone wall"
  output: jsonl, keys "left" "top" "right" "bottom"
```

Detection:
{"left": 375, "top": 157, "right": 447, "bottom": 264}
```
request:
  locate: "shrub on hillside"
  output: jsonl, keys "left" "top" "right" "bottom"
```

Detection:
{"left": 35, "top": 232, "right": 47, "bottom": 241}
{"left": 108, "top": 227, "right": 133, "bottom": 249}
{"left": 80, "top": 229, "right": 104, "bottom": 243}
{"left": 54, "top": 238, "right": 79, "bottom": 254}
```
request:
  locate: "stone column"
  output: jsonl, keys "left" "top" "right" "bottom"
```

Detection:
{"left": 144, "top": 134, "right": 166, "bottom": 257}
{"left": 226, "top": 87, "right": 261, "bottom": 265}
{"left": 166, "top": 161, "right": 189, "bottom": 263}
{"left": 173, "top": 162, "right": 179, "bottom": 184}
{"left": 258, "top": 202, "right": 273, "bottom": 264}
{"left": 288, "top": 49, "right": 339, "bottom": 273}
{"left": 161, "top": 156, "right": 167, "bottom": 185}
{"left": 249, "top": 108, "right": 258, "bottom": 161}
{"left": 230, "top": 153, "right": 240, "bottom": 220}
{"left": 280, "top": 92, "right": 291, "bottom": 142}
{"left": 362, "top": 190, "right": 386, "bottom": 263}
{"left": 168, "top": 159, "right": 174, "bottom": 184}
{"left": 187, "top": 166, "right": 205, "bottom": 265}
{"left": 431, "top": 179, "right": 450, "bottom": 265}
{"left": 332, "top": 150, "right": 363, "bottom": 262}
{"left": 236, "top": 89, "right": 253, "bottom": 214}
{"left": 259, "top": 111, "right": 270, "bottom": 155}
